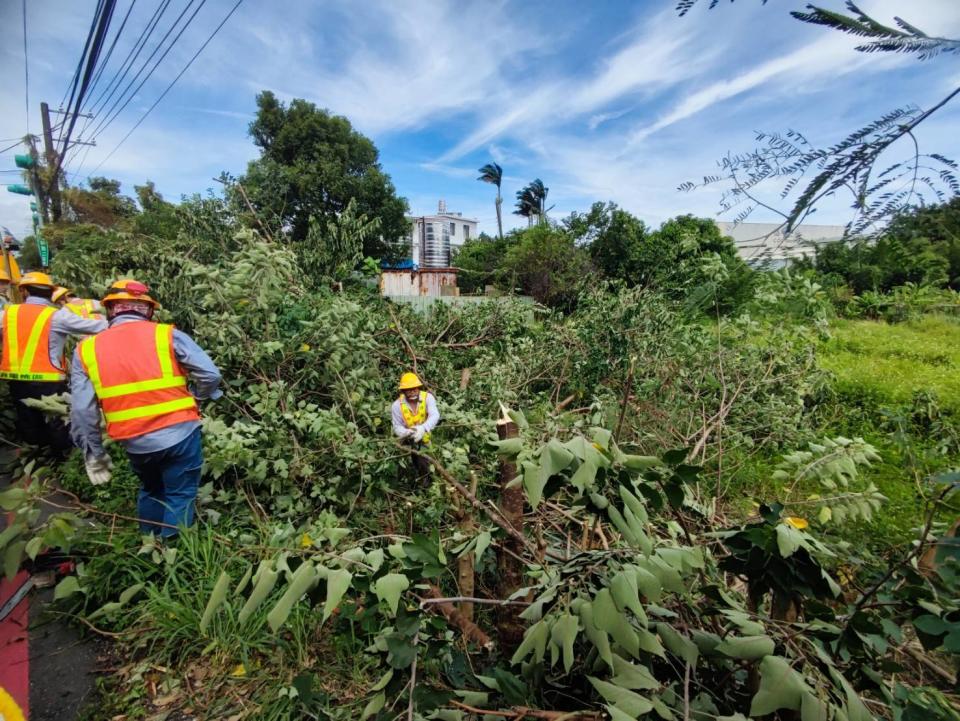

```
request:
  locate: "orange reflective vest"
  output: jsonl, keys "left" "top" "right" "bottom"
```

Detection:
{"left": 65, "top": 298, "right": 103, "bottom": 320}
{"left": 399, "top": 391, "right": 431, "bottom": 444}
{"left": 0, "top": 304, "right": 65, "bottom": 381}
{"left": 77, "top": 320, "right": 199, "bottom": 440}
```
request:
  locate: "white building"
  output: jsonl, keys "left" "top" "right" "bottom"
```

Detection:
{"left": 406, "top": 200, "right": 479, "bottom": 268}
{"left": 717, "top": 221, "right": 847, "bottom": 268}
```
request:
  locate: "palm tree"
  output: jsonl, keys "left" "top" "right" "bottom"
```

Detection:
{"left": 515, "top": 179, "right": 550, "bottom": 226}
{"left": 477, "top": 162, "right": 504, "bottom": 242}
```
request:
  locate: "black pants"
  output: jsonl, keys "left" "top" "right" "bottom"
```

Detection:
{"left": 8, "top": 380, "right": 73, "bottom": 453}
{"left": 398, "top": 439, "right": 432, "bottom": 487}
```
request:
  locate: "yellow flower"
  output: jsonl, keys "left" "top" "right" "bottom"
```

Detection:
{"left": 300, "top": 533, "right": 314, "bottom": 548}
{"left": 785, "top": 516, "right": 808, "bottom": 530}
{"left": 231, "top": 663, "right": 247, "bottom": 678}
{"left": 299, "top": 343, "right": 311, "bottom": 352}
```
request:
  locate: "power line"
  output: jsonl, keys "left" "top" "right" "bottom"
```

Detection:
{"left": 57, "top": 0, "right": 108, "bottom": 147}
{"left": 86, "top": 0, "right": 203, "bottom": 143}
{"left": 22, "top": 0, "right": 29, "bottom": 134}
{"left": 82, "top": 0, "right": 138, "bottom": 111}
{"left": 89, "top": 0, "right": 244, "bottom": 176}
{"left": 0, "top": 140, "right": 25, "bottom": 155}
{"left": 84, "top": 0, "right": 171, "bottom": 119}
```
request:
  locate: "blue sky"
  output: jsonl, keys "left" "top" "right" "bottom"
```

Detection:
{"left": 1, "top": 0, "right": 959, "bottom": 241}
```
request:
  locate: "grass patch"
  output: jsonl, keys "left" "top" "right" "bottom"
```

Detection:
{"left": 821, "top": 316, "right": 960, "bottom": 411}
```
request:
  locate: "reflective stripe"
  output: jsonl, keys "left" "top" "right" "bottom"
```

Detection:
{"left": 6, "top": 305, "right": 20, "bottom": 367}
{"left": 95, "top": 375, "right": 187, "bottom": 399}
{"left": 0, "top": 370, "right": 63, "bottom": 381}
{"left": 104, "top": 396, "right": 197, "bottom": 423}
{"left": 156, "top": 324, "right": 173, "bottom": 377}
{"left": 19, "top": 307, "right": 55, "bottom": 374}
{"left": 79, "top": 337, "right": 102, "bottom": 389}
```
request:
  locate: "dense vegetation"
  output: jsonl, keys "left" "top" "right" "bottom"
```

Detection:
{"left": 2, "top": 166, "right": 960, "bottom": 720}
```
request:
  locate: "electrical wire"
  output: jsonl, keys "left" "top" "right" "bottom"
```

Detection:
{"left": 49, "top": 0, "right": 117, "bottom": 196}
{"left": 84, "top": 0, "right": 170, "bottom": 119}
{"left": 82, "top": 0, "right": 138, "bottom": 112}
{"left": 22, "top": 0, "right": 30, "bottom": 134}
{"left": 56, "top": 0, "right": 107, "bottom": 147}
{"left": 0, "top": 140, "right": 25, "bottom": 155}
{"left": 89, "top": 0, "right": 244, "bottom": 176}
{"left": 86, "top": 0, "right": 203, "bottom": 143}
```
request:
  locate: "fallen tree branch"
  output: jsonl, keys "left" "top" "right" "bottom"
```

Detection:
{"left": 420, "top": 586, "right": 494, "bottom": 649}
{"left": 450, "top": 700, "right": 603, "bottom": 720}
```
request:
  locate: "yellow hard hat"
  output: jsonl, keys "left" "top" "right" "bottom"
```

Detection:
{"left": 398, "top": 372, "right": 423, "bottom": 390}
{"left": 102, "top": 278, "right": 159, "bottom": 307}
{"left": 52, "top": 286, "right": 70, "bottom": 303}
{"left": 18, "top": 270, "right": 55, "bottom": 289}
{"left": 0, "top": 255, "right": 20, "bottom": 283}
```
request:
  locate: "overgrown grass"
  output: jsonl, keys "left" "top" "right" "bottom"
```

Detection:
{"left": 821, "top": 316, "right": 960, "bottom": 412}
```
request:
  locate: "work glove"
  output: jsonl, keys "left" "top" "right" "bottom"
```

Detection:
{"left": 85, "top": 453, "right": 113, "bottom": 486}
{"left": 413, "top": 426, "right": 426, "bottom": 443}
{"left": 398, "top": 428, "right": 414, "bottom": 440}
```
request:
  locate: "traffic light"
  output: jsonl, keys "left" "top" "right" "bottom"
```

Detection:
{"left": 14, "top": 154, "right": 35, "bottom": 169}
{"left": 6, "top": 184, "right": 33, "bottom": 196}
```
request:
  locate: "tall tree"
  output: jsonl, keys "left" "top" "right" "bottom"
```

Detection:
{"left": 478, "top": 162, "right": 505, "bottom": 242}
{"left": 515, "top": 179, "right": 550, "bottom": 226}
{"left": 240, "top": 91, "right": 410, "bottom": 262}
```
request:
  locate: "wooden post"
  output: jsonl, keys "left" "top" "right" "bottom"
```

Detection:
{"left": 456, "top": 473, "right": 478, "bottom": 621}
{"left": 496, "top": 408, "right": 525, "bottom": 647}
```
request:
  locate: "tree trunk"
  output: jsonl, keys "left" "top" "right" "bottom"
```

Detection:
{"left": 495, "top": 194, "right": 504, "bottom": 243}
{"left": 496, "top": 412, "right": 525, "bottom": 648}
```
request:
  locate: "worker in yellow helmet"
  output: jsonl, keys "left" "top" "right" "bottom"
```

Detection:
{"left": 391, "top": 372, "right": 440, "bottom": 486}
{"left": 52, "top": 286, "right": 104, "bottom": 320}
{"left": 0, "top": 271, "right": 106, "bottom": 452}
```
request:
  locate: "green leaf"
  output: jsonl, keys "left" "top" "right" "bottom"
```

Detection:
{"left": 593, "top": 588, "right": 640, "bottom": 658}
{"left": 4, "top": 540, "right": 25, "bottom": 581}
{"left": 750, "top": 656, "right": 807, "bottom": 716}
{"left": 656, "top": 623, "right": 698, "bottom": 665}
{"left": 323, "top": 568, "right": 352, "bottom": 622}
{"left": 606, "top": 706, "right": 636, "bottom": 721}
{"left": 623, "top": 455, "right": 663, "bottom": 471}
{"left": 373, "top": 573, "right": 409, "bottom": 616}
{"left": 610, "top": 571, "right": 647, "bottom": 624}
{"left": 776, "top": 524, "right": 804, "bottom": 558}
{"left": 24, "top": 536, "right": 43, "bottom": 561}
{"left": 0, "top": 487, "right": 29, "bottom": 511}
{"left": 489, "top": 437, "right": 523, "bottom": 456}
{"left": 0, "top": 523, "right": 24, "bottom": 553}
{"left": 239, "top": 562, "right": 279, "bottom": 624}
{"left": 619, "top": 486, "right": 649, "bottom": 523}
{"left": 511, "top": 618, "right": 550, "bottom": 665}
{"left": 800, "top": 692, "right": 828, "bottom": 721}
{"left": 53, "top": 575, "right": 82, "bottom": 601}
{"left": 118, "top": 582, "right": 144, "bottom": 606}
{"left": 370, "top": 669, "right": 393, "bottom": 692}
{"left": 588, "top": 677, "right": 654, "bottom": 717}
{"left": 522, "top": 461, "right": 546, "bottom": 509}
{"left": 607, "top": 506, "right": 640, "bottom": 546}
{"left": 579, "top": 602, "right": 614, "bottom": 669}
{"left": 715, "top": 635, "right": 775, "bottom": 661}
{"left": 474, "top": 531, "right": 491, "bottom": 569}
{"left": 200, "top": 571, "right": 232, "bottom": 633}
{"left": 913, "top": 614, "right": 947, "bottom": 635}
{"left": 550, "top": 612, "right": 579, "bottom": 673}
{"left": 361, "top": 691, "right": 385, "bottom": 720}
{"left": 611, "top": 654, "right": 659, "bottom": 691}
{"left": 569, "top": 458, "right": 599, "bottom": 492}
{"left": 632, "top": 566, "right": 663, "bottom": 602}
{"left": 365, "top": 549, "right": 385, "bottom": 572}
{"left": 268, "top": 561, "right": 318, "bottom": 632}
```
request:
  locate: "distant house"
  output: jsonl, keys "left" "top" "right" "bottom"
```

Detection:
{"left": 405, "top": 200, "right": 479, "bottom": 268}
{"left": 717, "top": 221, "right": 847, "bottom": 268}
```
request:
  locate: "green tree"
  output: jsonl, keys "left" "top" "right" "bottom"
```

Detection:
{"left": 240, "top": 91, "right": 409, "bottom": 262}
{"left": 500, "top": 225, "right": 593, "bottom": 310}
{"left": 62, "top": 176, "right": 137, "bottom": 228}
{"left": 478, "top": 162, "right": 505, "bottom": 242}
{"left": 515, "top": 179, "right": 549, "bottom": 226}
{"left": 453, "top": 231, "right": 512, "bottom": 294}
{"left": 567, "top": 202, "right": 649, "bottom": 285}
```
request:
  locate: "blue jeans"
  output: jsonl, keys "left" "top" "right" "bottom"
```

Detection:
{"left": 127, "top": 428, "right": 203, "bottom": 538}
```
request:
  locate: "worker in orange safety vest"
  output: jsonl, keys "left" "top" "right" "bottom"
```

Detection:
{"left": 52, "top": 286, "right": 104, "bottom": 320}
{"left": 70, "top": 279, "right": 222, "bottom": 539}
{"left": 0, "top": 271, "right": 106, "bottom": 452}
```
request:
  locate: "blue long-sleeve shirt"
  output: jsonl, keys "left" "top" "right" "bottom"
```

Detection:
{"left": 0, "top": 296, "right": 107, "bottom": 370}
{"left": 70, "top": 315, "right": 222, "bottom": 456}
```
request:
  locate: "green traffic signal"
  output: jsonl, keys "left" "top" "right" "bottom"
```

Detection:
{"left": 14, "top": 154, "right": 36, "bottom": 169}
{"left": 6, "top": 184, "right": 33, "bottom": 196}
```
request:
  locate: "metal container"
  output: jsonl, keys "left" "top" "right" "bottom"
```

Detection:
{"left": 421, "top": 221, "right": 450, "bottom": 268}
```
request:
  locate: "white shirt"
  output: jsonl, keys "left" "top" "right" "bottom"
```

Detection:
{"left": 391, "top": 392, "right": 440, "bottom": 437}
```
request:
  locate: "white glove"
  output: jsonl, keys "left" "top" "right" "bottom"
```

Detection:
{"left": 398, "top": 428, "right": 414, "bottom": 440}
{"left": 413, "top": 426, "right": 426, "bottom": 443}
{"left": 85, "top": 453, "right": 113, "bottom": 486}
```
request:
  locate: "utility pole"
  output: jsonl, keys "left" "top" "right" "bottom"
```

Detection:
{"left": 39, "top": 101, "right": 96, "bottom": 223}
{"left": 40, "top": 102, "right": 62, "bottom": 222}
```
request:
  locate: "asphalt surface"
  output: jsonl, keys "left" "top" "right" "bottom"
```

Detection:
{"left": 1, "top": 472, "right": 100, "bottom": 720}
